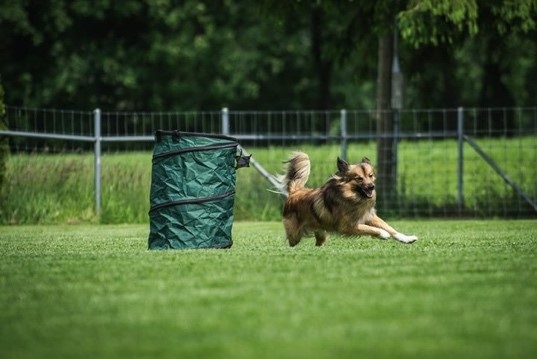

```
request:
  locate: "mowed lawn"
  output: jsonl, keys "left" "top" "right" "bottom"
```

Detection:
{"left": 1, "top": 220, "right": 536, "bottom": 359}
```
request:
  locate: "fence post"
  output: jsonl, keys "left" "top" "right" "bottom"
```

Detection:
{"left": 94, "top": 108, "right": 101, "bottom": 217}
{"left": 457, "top": 106, "right": 464, "bottom": 213}
{"left": 221, "top": 107, "right": 229, "bottom": 136}
{"left": 340, "top": 109, "right": 347, "bottom": 160}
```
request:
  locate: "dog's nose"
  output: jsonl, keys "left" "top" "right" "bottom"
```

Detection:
{"left": 368, "top": 184, "right": 375, "bottom": 190}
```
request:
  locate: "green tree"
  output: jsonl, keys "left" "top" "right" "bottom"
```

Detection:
{"left": 0, "top": 0, "right": 535, "bottom": 113}
{"left": 400, "top": 0, "right": 537, "bottom": 108}
{"left": 0, "top": 1, "right": 319, "bottom": 111}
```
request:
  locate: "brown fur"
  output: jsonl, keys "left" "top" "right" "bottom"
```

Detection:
{"left": 279, "top": 152, "right": 417, "bottom": 246}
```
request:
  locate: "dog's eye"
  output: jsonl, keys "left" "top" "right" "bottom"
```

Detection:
{"left": 354, "top": 177, "right": 363, "bottom": 182}
{"left": 369, "top": 174, "right": 374, "bottom": 178}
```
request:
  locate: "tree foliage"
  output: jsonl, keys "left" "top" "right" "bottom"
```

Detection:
{"left": 399, "top": 0, "right": 479, "bottom": 47}
{"left": 399, "top": 0, "right": 537, "bottom": 108}
{"left": 0, "top": 79, "right": 7, "bottom": 192}
{"left": 0, "top": 0, "right": 536, "bottom": 111}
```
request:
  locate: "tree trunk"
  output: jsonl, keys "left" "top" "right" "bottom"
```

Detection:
{"left": 311, "top": 5, "right": 332, "bottom": 133}
{"left": 376, "top": 32, "right": 395, "bottom": 210}
{"left": 0, "top": 83, "right": 7, "bottom": 193}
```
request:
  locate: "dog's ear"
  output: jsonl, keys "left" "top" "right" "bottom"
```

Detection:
{"left": 337, "top": 157, "right": 349, "bottom": 174}
{"left": 361, "top": 157, "right": 371, "bottom": 164}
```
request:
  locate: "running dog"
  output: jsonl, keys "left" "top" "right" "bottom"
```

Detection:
{"left": 278, "top": 152, "right": 418, "bottom": 246}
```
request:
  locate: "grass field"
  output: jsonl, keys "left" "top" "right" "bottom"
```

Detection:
{"left": 1, "top": 220, "right": 536, "bottom": 359}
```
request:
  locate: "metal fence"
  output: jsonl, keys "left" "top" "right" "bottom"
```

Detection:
{"left": 1, "top": 106, "right": 536, "bottom": 223}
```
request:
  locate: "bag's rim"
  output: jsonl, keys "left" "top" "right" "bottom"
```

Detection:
{"left": 152, "top": 142, "right": 238, "bottom": 161}
{"left": 155, "top": 130, "right": 238, "bottom": 143}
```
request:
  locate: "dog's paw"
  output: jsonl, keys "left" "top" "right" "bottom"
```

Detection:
{"left": 378, "top": 229, "right": 391, "bottom": 239}
{"left": 393, "top": 233, "right": 418, "bottom": 244}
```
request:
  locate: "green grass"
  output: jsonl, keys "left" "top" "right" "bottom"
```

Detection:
{"left": 1, "top": 137, "right": 535, "bottom": 224}
{"left": 1, "top": 220, "right": 536, "bottom": 359}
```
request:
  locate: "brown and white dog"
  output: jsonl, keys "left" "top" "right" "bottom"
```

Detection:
{"left": 278, "top": 152, "right": 417, "bottom": 246}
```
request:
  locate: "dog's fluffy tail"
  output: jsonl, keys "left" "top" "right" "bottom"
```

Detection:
{"left": 276, "top": 152, "right": 311, "bottom": 195}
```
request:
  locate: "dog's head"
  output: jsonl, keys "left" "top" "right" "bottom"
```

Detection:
{"left": 336, "top": 157, "right": 376, "bottom": 199}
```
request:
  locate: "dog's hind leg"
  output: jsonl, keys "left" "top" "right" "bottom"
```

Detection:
{"left": 314, "top": 231, "right": 328, "bottom": 246}
{"left": 283, "top": 215, "right": 303, "bottom": 247}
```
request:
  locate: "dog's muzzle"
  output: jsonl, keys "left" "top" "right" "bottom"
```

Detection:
{"left": 358, "top": 184, "right": 375, "bottom": 199}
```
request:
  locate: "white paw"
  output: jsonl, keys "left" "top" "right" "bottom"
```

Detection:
{"left": 378, "top": 229, "right": 391, "bottom": 239}
{"left": 393, "top": 232, "right": 418, "bottom": 244}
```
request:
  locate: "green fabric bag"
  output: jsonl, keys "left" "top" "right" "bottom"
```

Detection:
{"left": 148, "top": 130, "right": 248, "bottom": 250}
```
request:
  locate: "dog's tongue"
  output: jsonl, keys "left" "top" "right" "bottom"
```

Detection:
{"left": 359, "top": 186, "right": 374, "bottom": 198}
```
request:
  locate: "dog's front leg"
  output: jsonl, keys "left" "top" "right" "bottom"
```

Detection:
{"left": 342, "top": 224, "right": 391, "bottom": 239}
{"left": 367, "top": 215, "right": 418, "bottom": 244}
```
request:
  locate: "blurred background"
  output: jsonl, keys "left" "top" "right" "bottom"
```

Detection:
{"left": 0, "top": 0, "right": 536, "bottom": 224}
{"left": 1, "top": 0, "right": 536, "bottom": 110}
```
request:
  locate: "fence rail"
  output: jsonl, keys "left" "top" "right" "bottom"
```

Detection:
{"left": 1, "top": 106, "right": 536, "bottom": 223}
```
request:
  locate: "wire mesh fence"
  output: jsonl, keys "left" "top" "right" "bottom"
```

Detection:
{"left": 0, "top": 106, "right": 535, "bottom": 224}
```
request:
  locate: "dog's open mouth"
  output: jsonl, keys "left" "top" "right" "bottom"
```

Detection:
{"left": 357, "top": 185, "right": 375, "bottom": 199}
